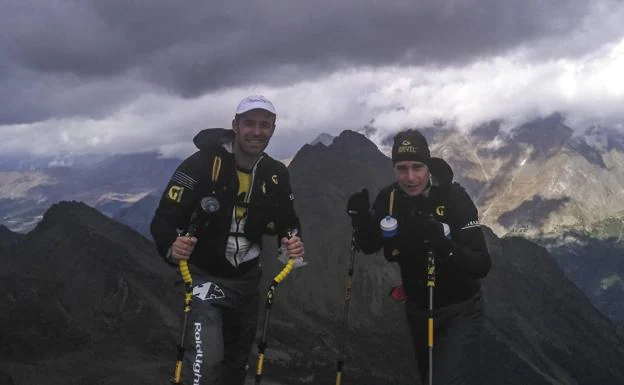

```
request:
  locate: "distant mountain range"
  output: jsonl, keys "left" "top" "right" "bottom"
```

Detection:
{"left": 1, "top": 130, "right": 624, "bottom": 384}
{"left": 407, "top": 114, "right": 624, "bottom": 237}
{"left": 4, "top": 115, "right": 622, "bottom": 238}
{"left": 0, "top": 152, "right": 179, "bottom": 232}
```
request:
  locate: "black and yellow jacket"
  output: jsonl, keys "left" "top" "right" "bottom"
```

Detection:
{"left": 355, "top": 169, "right": 491, "bottom": 309}
{"left": 150, "top": 128, "right": 301, "bottom": 278}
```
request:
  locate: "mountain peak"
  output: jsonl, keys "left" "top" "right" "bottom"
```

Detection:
{"left": 37, "top": 200, "right": 97, "bottom": 229}
{"left": 289, "top": 130, "right": 393, "bottom": 183}
{"left": 511, "top": 113, "right": 574, "bottom": 159}
{"left": 0, "top": 197, "right": 178, "bottom": 372}
{"left": 32, "top": 201, "right": 153, "bottom": 251}
{"left": 332, "top": 129, "right": 385, "bottom": 155}
{"left": 309, "top": 133, "right": 335, "bottom": 146}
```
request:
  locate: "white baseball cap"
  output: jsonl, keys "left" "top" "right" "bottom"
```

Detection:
{"left": 235, "top": 95, "right": 276, "bottom": 115}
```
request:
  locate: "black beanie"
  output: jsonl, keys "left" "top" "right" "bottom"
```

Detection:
{"left": 391, "top": 130, "right": 430, "bottom": 164}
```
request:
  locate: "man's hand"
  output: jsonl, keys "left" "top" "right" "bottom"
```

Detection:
{"left": 347, "top": 189, "right": 370, "bottom": 218}
{"left": 280, "top": 235, "right": 304, "bottom": 259}
{"left": 417, "top": 216, "right": 454, "bottom": 263}
{"left": 419, "top": 216, "right": 447, "bottom": 243}
{"left": 171, "top": 236, "right": 197, "bottom": 261}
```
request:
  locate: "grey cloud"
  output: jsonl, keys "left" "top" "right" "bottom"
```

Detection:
{"left": 0, "top": 64, "right": 153, "bottom": 125}
{"left": 2, "top": 0, "right": 604, "bottom": 104}
{"left": 4, "top": 2, "right": 133, "bottom": 77}
{"left": 133, "top": 0, "right": 600, "bottom": 96}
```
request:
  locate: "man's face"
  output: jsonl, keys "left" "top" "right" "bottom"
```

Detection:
{"left": 232, "top": 109, "right": 276, "bottom": 157}
{"left": 394, "top": 160, "right": 430, "bottom": 196}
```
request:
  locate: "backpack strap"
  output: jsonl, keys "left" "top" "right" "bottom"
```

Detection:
{"left": 211, "top": 155, "right": 222, "bottom": 184}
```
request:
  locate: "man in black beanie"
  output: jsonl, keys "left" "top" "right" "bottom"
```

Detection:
{"left": 346, "top": 129, "right": 491, "bottom": 385}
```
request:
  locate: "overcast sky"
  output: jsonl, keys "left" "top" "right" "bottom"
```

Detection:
{"left": 1, "top": 0, "right": 623, "bottom": 160}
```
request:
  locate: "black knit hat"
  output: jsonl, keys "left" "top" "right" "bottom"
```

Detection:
{"left": 391, "top": 130, "right": 430, "bottom": 164}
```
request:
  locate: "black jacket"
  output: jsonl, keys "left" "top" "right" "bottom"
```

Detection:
{"left": 355, "top": 178, "right": 491, "bottom": 309}
{"left": 150, "top": 128, "right": 301, "bottom": 278}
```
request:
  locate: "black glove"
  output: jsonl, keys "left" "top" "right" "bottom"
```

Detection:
{"left": 347, "top": 189, "right": 369, "bottom": 218}
{"left": 419, "top": 215, "right": 446, "bottom": 242}
{"left": 417, "top": 215, "right": 455, "bottom": 263}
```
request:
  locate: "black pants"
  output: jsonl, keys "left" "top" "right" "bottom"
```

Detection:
{"left": 405, "top": 290, "right": 484, "bottom": 385}
{"left": 183, "top": 266, "right": 261, "bottom": 385}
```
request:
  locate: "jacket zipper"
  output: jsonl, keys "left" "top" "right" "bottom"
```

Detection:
{"left": 232, "top": 155, "right": 264, "bottom": 267}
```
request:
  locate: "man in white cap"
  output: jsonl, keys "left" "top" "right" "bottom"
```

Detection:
{"left": 151, "top": 95, "right": 305, "bottom": 384}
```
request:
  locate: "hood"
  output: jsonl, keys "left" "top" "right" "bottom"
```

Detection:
{"left": 429, "top": 157, "right": 453, "bottom": 186}
{"left": 192, "top": 128, "right": 234, "bottom": 152}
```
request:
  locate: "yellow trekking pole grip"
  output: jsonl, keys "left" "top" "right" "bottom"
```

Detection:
{"left": 274, "top": 258, "right": 295, "bottom": 283}
{"left": 255, "top": 228, "right": 299, "bottom": 384}
{"left": 179, "top": 259, "right": 193, "bottom": 285}
{"left": 273, "top": 228, "right": 298, "bottom": 283}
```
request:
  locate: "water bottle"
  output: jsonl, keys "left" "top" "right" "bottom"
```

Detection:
{"left": 380, "top": 216, "right": 398, "bottom": 238}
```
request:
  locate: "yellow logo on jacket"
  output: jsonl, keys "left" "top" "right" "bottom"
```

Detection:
{"left": 167, "top": 185, "right": 184, "bottom": 202}
{"left": 436, "top": 205, "right": 445, "bottom": 216}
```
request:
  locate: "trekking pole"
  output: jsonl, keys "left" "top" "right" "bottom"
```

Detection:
{"left": 171, "top": 221, "right": 198, "bottom": 384}
{"left": 171, "top": 197, "right": 219, "bottom": 384}
{"left": 172, "top": 257, "right": 193, "bottom": 384}
{"left": 335, "top": 230, "right": 358, "bottom": 385}
{"left": 255, "top": 229, "right": 298, "bottom": 385}
{"left": 426, "top": 246, "right": 436, "bottom": 385}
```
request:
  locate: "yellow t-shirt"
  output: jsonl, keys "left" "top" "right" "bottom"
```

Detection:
{"left": 235, "top": 169, "right": 251, "bottom": 220}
